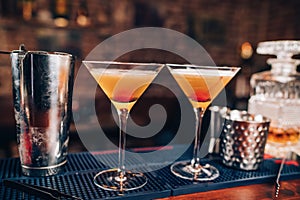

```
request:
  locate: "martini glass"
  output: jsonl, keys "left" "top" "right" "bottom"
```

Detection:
{"left": 167, "top": 64, "right": 240, "bottom": 181}
{"left": 83, "top": 61, "right": 163, "bottom": 191}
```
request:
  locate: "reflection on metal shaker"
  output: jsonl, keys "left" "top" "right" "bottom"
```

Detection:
{"left": 11, "top": 48, "right": 75, "bottom": 176}
{"left": 208, "top": 106, "right": 230, "bottom": 154}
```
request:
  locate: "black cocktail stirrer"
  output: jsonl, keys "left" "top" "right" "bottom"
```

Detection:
{"left": 3, "top": 180, "right": 83, "bottom": 200}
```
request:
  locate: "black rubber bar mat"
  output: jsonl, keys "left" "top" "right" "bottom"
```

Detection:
{"left": 0, "top": 146, "right": 300, "bottom": 199}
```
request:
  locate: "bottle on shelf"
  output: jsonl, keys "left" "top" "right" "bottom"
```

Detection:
{"left": 52, "top": 0, "right": 70, "bottom": 27}
{"left": 75, "top": 0, "right": 90, "bottom": 27}
{"left": 22, "top": 0, "right": 36, "bottom": 21}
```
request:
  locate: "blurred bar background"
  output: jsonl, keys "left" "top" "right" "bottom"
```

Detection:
{"left": 0, "top": 0, "right": 299, "bottom": 158}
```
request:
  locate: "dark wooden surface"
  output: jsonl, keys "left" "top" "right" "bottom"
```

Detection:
{"left": 158, "top": 179, "right": 300, "bottom": 200}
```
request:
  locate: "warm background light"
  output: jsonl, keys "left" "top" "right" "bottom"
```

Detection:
{"left": 54, "top": 17, "right": 69, "bottom": 27}
{"left": 240, "top": 42, "right": 253, "bottom": 59}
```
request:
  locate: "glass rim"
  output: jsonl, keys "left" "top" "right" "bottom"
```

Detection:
{"left": 82, "top": 60, "right": 164, "bottom": 66}
{"left": 166, "top": 63, "right": 241, "bottom": 69}
{"left": 11, "top": 50, "right": 75, "bottom": 60}
{"left": 224, "top": 109, "right": 271, "bottom": 124}
{"left": 166, "top": 63, "right": 241, "bottom": 71}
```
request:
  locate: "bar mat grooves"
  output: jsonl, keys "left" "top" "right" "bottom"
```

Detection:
{"left": 1, "top": 149, "right": 300, "bottom": 199}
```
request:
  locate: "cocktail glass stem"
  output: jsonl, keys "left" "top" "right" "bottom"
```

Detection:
{"left": 191, "top": 107, "right": 205, "bottom": 170}
{"left": 189, "top": 107, "right": 213, "bottom": 177}
{"left": 170, "top": 105, "right": 219, "bottom": 181}
{"left": 93, "top": 105, "right": 147, "bottom": 192}
{"left": 117, "top": 108, "right": 128, "bottom": 182}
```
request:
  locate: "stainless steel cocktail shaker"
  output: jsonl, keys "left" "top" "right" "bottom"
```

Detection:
{"left": 11, "top": 46, "right": 75, "bottom": 176}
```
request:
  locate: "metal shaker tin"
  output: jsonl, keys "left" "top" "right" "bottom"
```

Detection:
{"left": 11, "top": 49, "right": 75, "bottom": 176}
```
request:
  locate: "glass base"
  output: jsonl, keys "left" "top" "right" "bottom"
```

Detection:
{"left": 265, "top": 142, "right": 300, "bottom": 158}
{"left": 170, "top": 160, "right": 219, "bottom": 181}
{"left": 93, "top": 169, "right": 147, "bottom": 192}
{"left": 21, "top": 160, "right": 67, "bottom": 176}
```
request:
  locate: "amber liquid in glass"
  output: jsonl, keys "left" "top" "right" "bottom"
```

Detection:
{"left": 172, "top": 69, "right": 235, "bottom": 108}
{"left": 89, "top": 69, "right": 157, "bottom": 111}
{"left": 268, "top": 126, "right": 300, "bottom": 144}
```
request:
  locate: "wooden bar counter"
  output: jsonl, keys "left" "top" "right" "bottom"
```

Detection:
{"left": 159, "top": 179, "right": 300, "bottom": 200}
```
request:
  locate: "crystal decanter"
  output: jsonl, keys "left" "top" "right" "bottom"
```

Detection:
{"left": 248, "top": 40, "right": 300, "bottom": 158}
